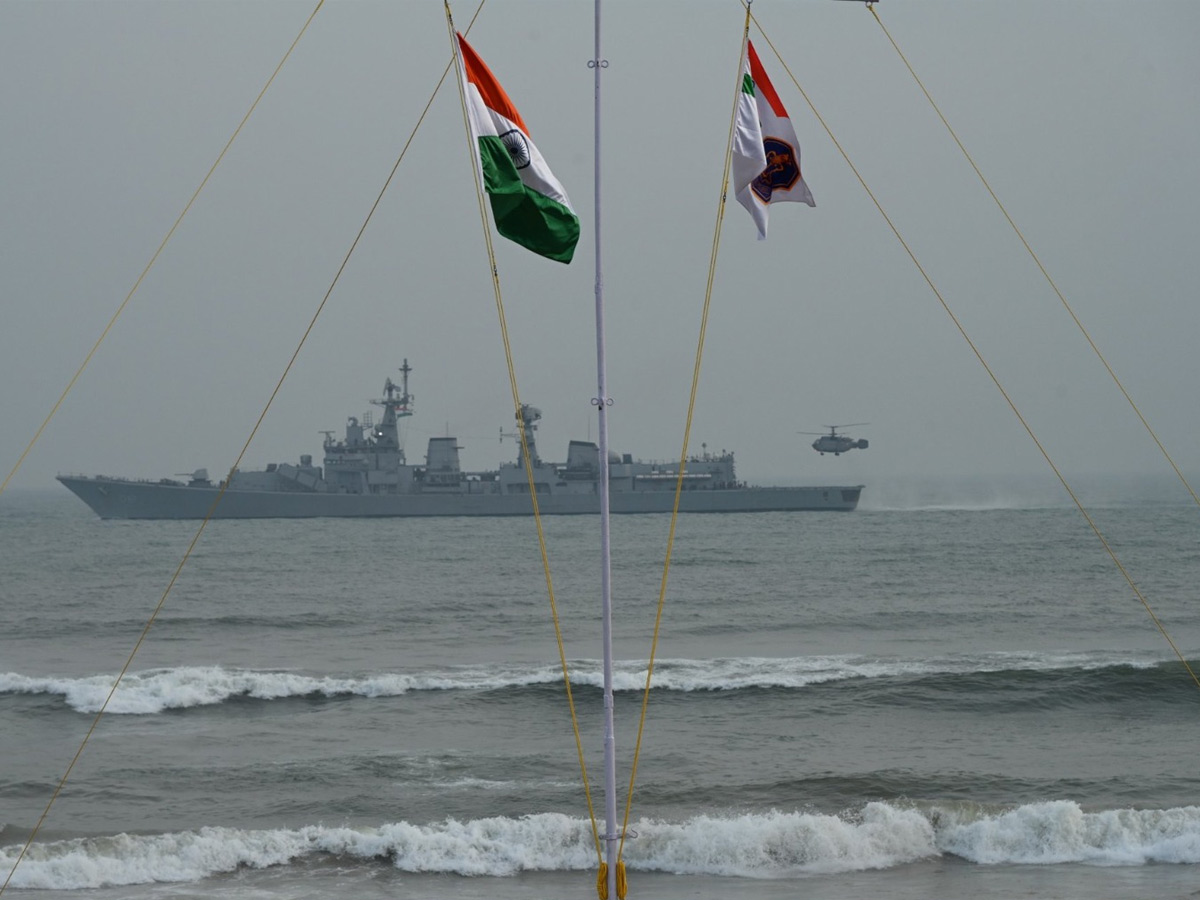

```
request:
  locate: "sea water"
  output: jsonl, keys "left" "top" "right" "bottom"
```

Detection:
{"left": 1, "top": 484, "right": 1198, "bottom": 899}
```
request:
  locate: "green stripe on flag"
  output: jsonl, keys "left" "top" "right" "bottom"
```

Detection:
{"left": 479, "top": 136, "right": 579, "bottom": 264}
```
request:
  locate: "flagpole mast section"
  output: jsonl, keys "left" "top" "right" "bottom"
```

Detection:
{"left": 590, "top": 0, "right": 618, "bottom": 897}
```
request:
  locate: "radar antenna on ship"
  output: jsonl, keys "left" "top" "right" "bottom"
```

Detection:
{"left": 499, "top": 403, "right": 542, "bottom": 466}
{"left": 372, "top": 358, "right": 414, "bottom": 420}
{"left": 366, "top": 360, "right": 415, "bottom": 456}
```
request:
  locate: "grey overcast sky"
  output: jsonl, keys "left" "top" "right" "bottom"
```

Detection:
{"left": 2, "top": 1, "right": 1198, "bottom": 505}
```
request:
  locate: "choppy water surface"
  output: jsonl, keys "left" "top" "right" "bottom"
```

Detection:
{"left": 2, "top": 487, "right": 1198, "bottom": 899}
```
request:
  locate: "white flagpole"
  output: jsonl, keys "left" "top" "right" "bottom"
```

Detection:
{"left": 590, "top": 0, "right": 618, "bottom": 897}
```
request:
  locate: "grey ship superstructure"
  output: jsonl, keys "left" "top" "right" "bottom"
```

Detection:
{"left": 57, "top": 362, "right": 863, "bottom": 519}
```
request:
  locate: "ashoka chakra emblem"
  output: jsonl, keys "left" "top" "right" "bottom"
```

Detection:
{"left": 499, "top": 129, "right": 531, "bottom": 170}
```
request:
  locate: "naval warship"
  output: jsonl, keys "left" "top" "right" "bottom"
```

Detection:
{"left": 57, "top": 362, "right": 863, "bottom": 519}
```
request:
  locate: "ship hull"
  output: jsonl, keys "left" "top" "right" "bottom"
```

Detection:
{"left": 56, "top": 475, "right": 862, "bottom": 519}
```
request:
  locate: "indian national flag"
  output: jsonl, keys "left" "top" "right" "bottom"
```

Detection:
{"left": 457, "top": 32, "right": 580, "bottom": 264}
{"left": 732, "top": 40, "right": 815, "bottom": 240}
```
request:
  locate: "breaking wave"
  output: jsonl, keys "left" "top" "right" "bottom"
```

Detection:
{"left": 0, "top": 651, "right": 1170, "bottom": 714}
{"left": 3, "top": 801, "right": 1198, "bottom": 889}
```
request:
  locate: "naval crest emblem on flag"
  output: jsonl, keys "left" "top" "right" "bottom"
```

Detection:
{"left": 731, "top": 39, "right": 815, "bottom": 239}
{"left": 750, "top": 137, "right": 800, "bottom": 203}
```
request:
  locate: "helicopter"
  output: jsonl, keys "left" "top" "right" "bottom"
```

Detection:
{"left": 800, "top": 424, "right": 869, "bottom": 456}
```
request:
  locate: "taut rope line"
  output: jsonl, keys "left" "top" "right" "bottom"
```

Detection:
{"left": 748, "top": 5, "right": 1199, "bottom": 691}
{"left": 444, "top": 0, "right": 606, "bottom": 873}
{"left": 0, "top": 0, "right": 326, "bottom": 500}
{"left": 616, "top": 5, "right": 755, "bottom": 876}
{"left": 0, "top": 4, "right": 331, "bottom": 893}
{"left": 0, "top": 4, "right": 496, "bottom": 893}
{"left": 867, "top": 4, "right": 1200, "bottom": 512}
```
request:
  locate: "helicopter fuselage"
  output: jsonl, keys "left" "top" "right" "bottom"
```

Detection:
{"left": 812, "top": 435, "right": 869, "bottom": 455}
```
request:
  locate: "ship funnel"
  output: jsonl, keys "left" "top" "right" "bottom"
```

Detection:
{"left": 566, "top": 440, "right": 600, "bottom": 473}
{"left": 426, "top": 437, "right": 462, "bottom": 473}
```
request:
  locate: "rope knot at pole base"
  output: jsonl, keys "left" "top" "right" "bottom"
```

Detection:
{"left": 596, "top": 861, "right": 628, "bottom": 900}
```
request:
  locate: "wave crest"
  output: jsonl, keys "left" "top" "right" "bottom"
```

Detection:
{"left": 0, "top": 651, "right": 1169, "bottom": 714}
{"left": 3, "top": 802, "right": 1198, "bottom": 889}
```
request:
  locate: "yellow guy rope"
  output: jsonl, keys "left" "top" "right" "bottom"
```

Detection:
{"left": 443, "top": 2, "right": 606, "bottom": 870}
{"left": 615, "top": 5, "right": 755, "bottom": 878}
{"left": 0, "top": 0, "right": 325, "bottom": 500}
{"left": 0, "top": 4, "right": 498, "bottom": 894}
{"left": 747, "top": 7, "right": 1200, "bottom": 690}
{"left": 0, "top": 5, "right": 329, "bottom": 893}
{"left": 861, "top": 4, "right": 1200, "bottom": 688}
{"left": 867, "top": 5, "right": 1200, "bottom": 512}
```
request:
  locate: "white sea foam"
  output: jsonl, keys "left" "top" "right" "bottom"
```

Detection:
{"left": 0, "top": 668, "right": 425, "bottom": 714}
{"left": 3, "top": 802, "right": 1198, "bottom": 889}
{"left": 935, "top": 800, "right": 1200, "bottom": 865}
{"left": 630, "top": 804, "right": 937, "bottom": 876}
{"left": 0, "top": 650, "right": 1161, "bottom": 714}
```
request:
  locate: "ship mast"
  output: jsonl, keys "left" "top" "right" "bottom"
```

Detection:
{"left": 369, "top": 358, "right": 414, "bottom": 455}
{"left": 591, "top": 1, "right": 618, "bottom": 897}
